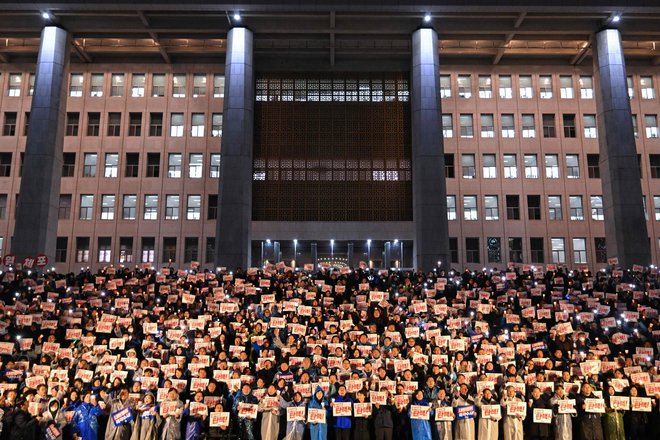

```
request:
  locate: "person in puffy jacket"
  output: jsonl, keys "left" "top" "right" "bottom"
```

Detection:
{"left": 330, "top": 384, "right": 352, "bottom": 440}
{"left": 72, "top": 393, "right": 104, "bottom": 440}
{"left": 308, "top": 386, "right": 328, "bottom": 440}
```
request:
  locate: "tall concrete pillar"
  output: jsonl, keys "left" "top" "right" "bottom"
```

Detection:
{"left": 215, "top": 27, "right": 254, "bottom": 270}
{"left": 593, "top": 28, "right": 651, "bottom": 267}
{"left": 273, "top": 241, "right": 281, "bottom": 263}
{"left": 384, "top": 242, "right": 392, "bottom": 269}
{"left": 411, "top": 28, "right": 450, "bottom": 272}
{"left": 311, "top": 242, "right": 318, "bottom": 269}
{"left": 12, "top": 27, "right": 70, "bottom": 265}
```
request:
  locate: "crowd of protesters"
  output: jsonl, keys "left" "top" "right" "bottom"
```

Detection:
{"left": 0, "top": 260, "right": 657, "bottom": 440}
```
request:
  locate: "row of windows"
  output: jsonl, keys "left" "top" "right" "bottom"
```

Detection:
{"left": 3, "top": 111, "right": 223, "bottom": 138}
{"left": 446, "top": 194, "right": 604, "bottom": 222}
{"left": 0, "top": 152, "right": 221, "bottom": 179}
{"left": 3, "top": 72, "right": 657, "bottom": 102}
{"left": 2, "top": 72, "right": 225, "bottom": 99}
{"left": 439, "top": 73, "right": 656, "bottom": 101}
{"left": 60, "top": 193, "right": 218, "bottom": 222}
{"left": 452, "top": 236, "right": 602, "bottom": 265}
{"left": 441, "top": 113, "right": 660, "bottom": 140}
{"left": 56, "top": 236, "right": 216, "bottom": 264}
{"left": 445, "top": 153, "right": 599, "bottom": 180}
{"left": 61, "top": 152, "right": 221, "bottom": 179}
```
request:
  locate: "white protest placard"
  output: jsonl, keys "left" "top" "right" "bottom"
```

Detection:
{"left": 307, "top": 408, "right": 326, "bottom": 424}
{"left": 533, "top": 408, "right": 553, "bottom": 424}
{"left": 631, "top": 397, "right": 652, "bottom": 412}
{"left": 209, "top": 412, "right": 230, "bottom": 427}
{"left": 585, "top": 398, "right": 605, "bottom": 413}
{"left": 354, "top": 403, "right": 372, "bottom": 418}
{"left": 333, "top": 401, "right": 352, "bottom": 417}
{"left": 287, "top": 406, "right": 306, "bottom": 421}
{"left": 410, "top": 405, "right": 431, "bottom": 420}
{"left": 481, "top": 405, "right": 501, "bottom": 419}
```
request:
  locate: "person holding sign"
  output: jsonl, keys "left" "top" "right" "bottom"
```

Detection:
{"left": 501, "top": 385, "right": 525, "bottom": 440}
{"left": 527, "top": 386, "right": 550, "bottom": 440}
{"left": 281, "top": 391, "right": 306, "bottom": 440}
{"left": 330, "top": 385, "right": 353, "bottom": 440}
{"left": 603, "top": 386, "right": 625, "bottom": 440}
{"left": 39, "top": 398, "right": 66, "bottom": 440}
{"left": 257, "top": 384, "right": 281, "bottom": 440}
{"left": 433, "top": 388, "right": 453, "bottom": 440}
{"left": 475, "top": 388, "right": 500, "bottom": 440}
{"left": 8, "top": 398, "right": 38, "bottom": 440}
{"left": 409, "top": 390, "right": 432, "bottom": 440}
{"left": 308, "top": 386, "right": 328, "bottom": 440}
{"left": 129, "top": 393, "right": 160, "bottom": 440}
{"left": 576, "top": 383, "right": 604, "bottom": 440}
{"left": 103, "top": 386, "right": 135, "bottom": 440}
{"left": 623, "top": 385, "right": 650, "bottom": 440}
{"left": 373, "top": 390, "right": 394, "bottom": 440}
{"left": 232, "top": 384, "right": 258, "bottom": 440}
{"left": 183, "top": 391, "right": 208, "bottom": 440}
{"left": 452, "top": 384, "right": 476, "bottom": 440}
{"left": 160, "top": 388, "right": 185, "bottom": 440}
{"left": 549, "top": 384, "right": 575, "bottom": 440}
{"left": 353, "top": 391, "right": 372, "bottom": 440}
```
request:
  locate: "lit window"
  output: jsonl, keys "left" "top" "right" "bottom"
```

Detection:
{"left": 551, "top": 238, "right": 566, "bottom": 263}
{"left": 463, "top": 196, "right": 478, "bottom": 220}
{"left": 442, "top": 114, "right": 453, "bottom": 138}
{"left": 539, "top": 75, "right": 553, "bottom": 99}
{"left": 499, "top": 75, "right": 512, "bottom": 99}
{"left": 569, "top": 196, "right": 584, "bottom": 221}
{"left": 591, "top": 196, "right": 604, "bottom": 221}
{"left": 111, "top": 74, "right": 124, "bottom": 97}
{"left": 143, "top": 195, "right": 158, "bottom": 220}
{"left": 101, "top": 195, "right": 115, "bottom": 220}
{"left": 484, "top": 195, "right": 499, "bottom": 220}
{"left": 188, "top": 154, "right": 203, "bottom": 178}
{"left": 545, "top": 154, "right": 559, "bottom": 179}
{"left": 69, "top": 74, "right": 83, "bottom": 97}
{"left": 457, "top": 75, "right": 472, "bottom": 98}
{"left": 559, "top": 76, "right": 573, "bottom": 99}
{"left": 641, "top": 76, "right": 655, "bottom": 99}
{"left": 583, "top": 114, "right": 597, "bottom": 138}
{"left": 573, "top": 238, "right": 587, "bottom": 264}
{"left": 579, "top": 76, "right": 593, "bottom": 99}
{"left": 131, "top": 74, "right": 145, "bottom": 97}
{"left": 503, "top": 154, "right": 517, "bottom": 178}
{"left": 482, "top": 154, "right": 496, "bottom": 179}
{"left": 172, "top": 74, "right": 186, "bottom": 98}
{"left": 519, "top": 75, "right": 533, "bottom": 99}
{"left": 440, "top": 75, "right": 451, "bottom": 98}
{"left": 447, "top": 196, "right": 457, "bottom": 220}
{"left": 478, "top": 75, "right": 492, "bottom": 98}
{"left": 480, "top": 114, "right": 494, "bottom": 138}
{"left": 165, "top": 195, "right": 180, "bottom": 220}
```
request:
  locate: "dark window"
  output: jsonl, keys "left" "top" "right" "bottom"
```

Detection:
{"left": 508, "top": 237, "right": 523, "bottom": 263}
{"left": 444, "top": 154, "right": 455, "bottom": 178}
{"left": 487, "top": 237, "right": 501, "bottom": 263}
{"left": 55, "top": 237, "right": 68, "bottom": 262}
{"left": 506, "top": 195, "right": 520, "bottom": 220}
{"left": 530, "top": 237, "right": 544, "bottom": 263}
{"left": 119, "top": 237, "right": 133, "bottom": 263}
{"left": 125, "top": 153, "right": 139, "bottom": 177}
{"left": 0, "top": 153, "right": 12, "bottom": 177}
{"left": 128, "top": 112, "right": 142, "bottom": 136}
{"left": 107, "top": 112, "right": 121, "bottom": 136}
{"left": 87, "top": 112, "right": 100, "bottom": 136}
{"left": 75, "top": 237, "right": 90, "bottom": 263}
{"left": 563, "top": 114, "right": 576, "bottom": 138}
{"left": 23, "top": 112, "right": 29, "bottom": 136}
{"left": 205, "top": 237, "right": 216, "bottom": 264}
{"left": 66, "top": 112, "right": 79, "bottom": 136}
{"left": 149, "top": 112, "right": 163, "bottom": 136}
{"left": 587, "top": 154, "right": 600, "bottom": 178}
{"left": 449, "top": 237, "right": 458, "bottom": 264}
{"left": 595, "top": 237, "right": 607, "bottom": 263}
{"left": 3, "top": 112, "right": 16, "bottom": 136}
{"left": 207, "top": 194, "right": 218, "bottom": 220}
{"left": 0, "top": 194, "right": 6, "bottom": 219}
{"left": 650, "top": 155, "right": 660, "bottom": 178}
{"left": 542, "top": 113, "right": 556, "bottom": 138}
{"left": 163, "top": 237, "right": 177, "bottom": 262}
{"left": 141, "top": 237, "right": 155, "bottom": 263}
{"left": 527, "top": 195, "right": 541, "bottom": 220}
{"left": 184, "top": 237, "right": 199, "bottom": 263}
{"left": 62, "top": 153, "right": 75, "bottom": 177}
{"left": 466, "top": 237, "right": 480, "bottom": 263}
{"left": 638, "top": 154, "right": 643, "bottom": 178}
{"left": 146, "top": 153, "right": 160, "bottom": 178}
{"left": 58, "top": 194, "right": 71, "bottom": 219}
{"left": 19, "top": 153, "right": 23, "bottom": 177}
